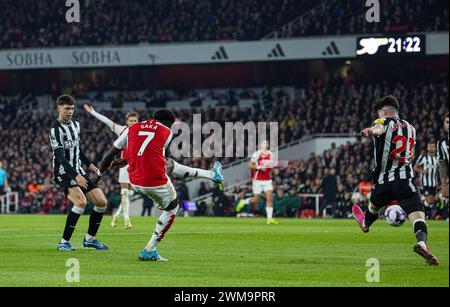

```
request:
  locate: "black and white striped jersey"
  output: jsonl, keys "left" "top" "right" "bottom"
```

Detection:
{"left": 415, "top": 154, "right": 439, "bottom": 188}
{"left": 437, "top": 136, "right": 449, "bottom": 167}
{"left": 49, "top": 119, "right": 87, "bottom": 182}
{"left": 372, "top": 117, "right": 416, "bottom": 185}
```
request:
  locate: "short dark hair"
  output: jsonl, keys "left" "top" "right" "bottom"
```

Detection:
{"left": 56, "top": 94, "right": 76, "bottom": 107}
{"left": 445, "top": 112, "right": 449, "bottom": 119}
{"left": 154, "top": 109, "right": 176, "bottom": 127}
{"left": 373, "top": 95, "right": 400, "bottom": 114}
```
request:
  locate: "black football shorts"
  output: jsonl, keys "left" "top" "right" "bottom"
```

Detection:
{"left": 370, "top": 179, "right": 424, "bottom": 215}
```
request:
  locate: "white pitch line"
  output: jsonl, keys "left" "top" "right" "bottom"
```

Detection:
{"left": 0, "top": 231, "right": 263, "bottom": 239}
{"left": 0, "top": 229, "right": 358, "bottom": 239}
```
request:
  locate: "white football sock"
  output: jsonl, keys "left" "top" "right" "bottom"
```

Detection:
{"left": 368, "top": 205, "right": 381, "bottom": 215}
{"left": 145, "top": 205, "right": 179, "bottom": 252}
{"left": 171, "top": 161, "right": 215, "bottom": 181}
{"left": 122, "top": 189, "right": 131, "bottom": 222}
{"left": 85, "top": 233, "right": 95, "bottom": 241}
{"left": 114, "top": 203, "right": 123, "bottom": 218}
{"left": 266, "top": 207, "right": 273, "bottom": 220}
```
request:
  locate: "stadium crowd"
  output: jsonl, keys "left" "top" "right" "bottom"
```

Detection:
{"left": 0, "top": 68, "right": 448, "bottom": 216}
{"left": 271, "top": 0, "right": 449, "bottom": 38}
{"left": 1, "top": 0, "right": 447, "bottom": 49}
{"left": 1, "top": 0, "right": 304, "bottom": 48}
{"left": 231, "top": 140, "right": 374, "bottom": 219}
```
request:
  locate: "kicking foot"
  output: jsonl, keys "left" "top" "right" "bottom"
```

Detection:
{"left": 139, "top": 249, "right": 168, "bottom": 262}
{"left": 352, "top": 205, "right": 369, "bottom": 233}
{"left": 211, "top": 161, "right": 224, "bottom": 184}
{"left": 414, "top": 244, "right": 440, "bottom": 266}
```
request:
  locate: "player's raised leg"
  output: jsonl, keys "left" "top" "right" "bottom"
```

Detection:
{"left": 83, "top": 188, "right": 109, "bottom": 250}
{"left": 352, "top": 202, "right": 380, "bottom": 233}
{"left": 353, "top": 181, "right": 391, "bottom": 233}
{"left": 57, "top": 187, "right": 87, "bottom": 251}
{"left": 166, "top": 159, "right": 223, "bottom": 183}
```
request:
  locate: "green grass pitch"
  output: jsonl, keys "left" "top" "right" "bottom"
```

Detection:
{"left": 0, "top": 215, "right": 448, "bottom": 287}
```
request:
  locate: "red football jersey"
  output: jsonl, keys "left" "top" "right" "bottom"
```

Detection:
{"left": 114, "top": 119, "right": 172, "bottom": 187}
{"left": 250, "top": 150, "right": 273, "bottom": 181}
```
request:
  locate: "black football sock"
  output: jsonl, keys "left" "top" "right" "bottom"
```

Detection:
{"left": 87, "top": 206, "right": 106, "bottom": 238}
{"left": 414, "top": 219, "right": 428, "bottom": 244}
{"left": 62, "top": 206, "right": 84, "bottom": 242}
{"left": 364, "top": 206, "right": 380, "bottom": 227}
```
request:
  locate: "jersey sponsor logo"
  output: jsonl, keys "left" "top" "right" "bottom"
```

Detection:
{"left": 63, "top": 139, "right": 79, "bottom": 149}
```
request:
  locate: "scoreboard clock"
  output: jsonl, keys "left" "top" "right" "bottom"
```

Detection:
{"left": 356, "top": 35, "right": 426, "bottom": 56}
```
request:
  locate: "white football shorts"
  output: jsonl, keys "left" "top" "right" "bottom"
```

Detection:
{"left": 118, "top": 165, "right": 130, "bottom": 184}
{"left": 252, "top": 180, "right": 273, "bottom": 195}
{"left": 131, "top": 178, "right": 177, "bottom": 210}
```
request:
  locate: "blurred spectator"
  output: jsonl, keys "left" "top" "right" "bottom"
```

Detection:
{"left": 319, "top": 168, "right": 338, "bottom": 217}
{"left": 271, "top": 0, "right": 448, "bottom": 39}
{"left": 212, "top": 184, "right": 228, "bottom": 216}
{"left": 0, "top": 160, "right": 10, "bottom": 196}
{"left": 0, "top": 66, "right": 447, "bottom": 215}
{"left": 336, "top": 191, "right": 353, "bottom": 218}
{"left": 0, "top": 0, "right": 305, "bottom": 48}
{"left": 2, "top": 0, "right": 446, "bottom": 49}
{"left": 141, "top": 194, "right": 154, "bottom": 217}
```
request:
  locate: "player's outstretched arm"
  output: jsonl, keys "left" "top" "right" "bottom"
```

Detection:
{"left": 94, "top": 126, "right": 129, "bottom": 184}
{"left": 361, "top": 123, "right": 386, "bottom": 137}
{"left": 96, "top": 146, "right": 123, "bottom": 179}
{"left": 83, "top": 104, "right": 123, "bottom": 134}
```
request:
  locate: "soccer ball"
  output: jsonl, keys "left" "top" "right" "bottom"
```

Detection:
{"left": 384, "top": 205, "right": 407, "bottom": 227}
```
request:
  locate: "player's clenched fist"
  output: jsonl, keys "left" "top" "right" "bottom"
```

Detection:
{"left": 360, "top": 128, "right": 373, "bottom": 137}
{"left": 111, "top": 159, "right": 128, "bottom": 169}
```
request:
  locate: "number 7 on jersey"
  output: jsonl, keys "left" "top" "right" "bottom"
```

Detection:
{"left": 138, "top": 131, "right": 155, "bottom": 156}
